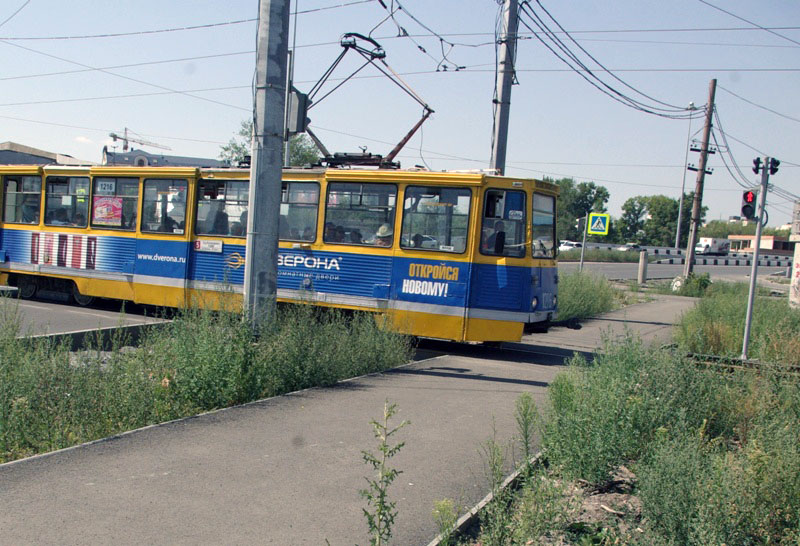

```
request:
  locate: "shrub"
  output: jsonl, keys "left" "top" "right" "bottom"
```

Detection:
{"left": 556, "top": 271, "right": 621, "bottom": 322}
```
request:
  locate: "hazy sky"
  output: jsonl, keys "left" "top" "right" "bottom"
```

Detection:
{"left": 1, "top": 0, "right": 798, "bottom": 226}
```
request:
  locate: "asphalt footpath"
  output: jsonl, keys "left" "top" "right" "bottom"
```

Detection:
{"left": 0, "top": 294, "right": 696, "bottom": 545}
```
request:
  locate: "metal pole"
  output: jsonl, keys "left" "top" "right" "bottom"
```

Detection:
{"left": 489, "top": 0, "right": 519, "bottom": 175}
{"left": 684, "top": 79, "right": 717, "bottom": 277}
{"left": 579, "top": 214, "right": 588, "bottom": 272}
{"left": 674, "top": 106, "right": 694, "bottom": 249}
{"left": 283, "top": 1, "right": 299, "bottom": 167}
{"left": 283, "top": 49, "right": 294, "bottom": 167}
{"left": 741, "top": 157, "right": 770, "bottom": 360}
{"left": 244, "top": 0, "right": 290, "bottom": 327}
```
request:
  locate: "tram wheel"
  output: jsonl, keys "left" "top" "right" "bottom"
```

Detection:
{"left": 17, "top": 276, "right": 38, "bottom": 299}
{"left": 72, "top": 285, "right": 95, "bottom": 306}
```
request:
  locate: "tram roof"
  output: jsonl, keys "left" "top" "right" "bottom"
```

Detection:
{"left": 0, "top": 164, "right": 558, "bottom": 194}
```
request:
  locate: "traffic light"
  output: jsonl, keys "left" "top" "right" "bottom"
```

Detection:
{"left": 741, "top": 190, "right": 757, "bottom": 219}
{"left": 769, "top": 158, "right": 780, "bottom": 175}
{"left": 752, "top": 157, "right": 762, "bottom": 174}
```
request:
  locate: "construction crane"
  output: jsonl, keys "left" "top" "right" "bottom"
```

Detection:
{"left": 108, "top": 127, "right": 171, "bottom": 152}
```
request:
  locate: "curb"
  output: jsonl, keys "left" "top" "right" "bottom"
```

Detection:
{"left": 27, "top": 320, "right": 170, "bottom": 351}
{"left": 426, "top": 453, "right": 542, "bottom": 546}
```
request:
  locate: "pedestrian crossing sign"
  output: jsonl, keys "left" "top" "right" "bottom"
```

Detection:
{"left": 587, "top": 213, "right": 610, "bottom": 235}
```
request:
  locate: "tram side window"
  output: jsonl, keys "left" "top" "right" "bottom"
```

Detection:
{"left": 91, "top": 177, "right": 139, "bottom": 230}
{"left": 480, "top": 189, "right": 526, "bottom": 258}
{"left": 142, "top": 179, "right": 187, "bottom": 234}
{"left": 280, "top": 181, "right": 319, "bottom": 241}
{"left": 44, "top": 176, "right": 90, "bottom": 228}
{"left": 196, "top": 179, "right": 249, "bottom": 237}
{"left": 324, "top": 182, "right": 396, "bottom": 246}
{"left": 532, "top": 193, "right": 556, "bottom": 258}
{"left": 400, "top": 186, "right": 471, "bottom": 253}
{"left": 3, "top": 175, "right": 41, "bottom": 224}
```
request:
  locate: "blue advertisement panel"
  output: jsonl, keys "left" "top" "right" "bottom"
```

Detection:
{"left": 391, "top": 257, "right": 469, "bottom": 309}
{"left": 134, "top": 238, "right": 189, "bottom": 279}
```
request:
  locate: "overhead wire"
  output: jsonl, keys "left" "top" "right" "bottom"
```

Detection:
{"left": 0, "top": 0, "right": 30, "bottom": 30}
{"left": 517, "top": 1, "right": 702, "bottom": 119}
{"left": 0, "top": 38, "right": 249, "bottom": 111}
{"left": 718, "top": 85, "right": 800, "bottom": 124}
{"left": 696, "top": 0, "right": 800, "bottom": 47}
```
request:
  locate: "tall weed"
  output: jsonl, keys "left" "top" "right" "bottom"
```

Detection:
{"left": 0, "top": 302, "right": 412, "bottom": 463}
{"left": 556, "top": 271, "right": 621, "bottom": 322}
{"left": 675, "top": 282, "right": 800, "bottom": 363}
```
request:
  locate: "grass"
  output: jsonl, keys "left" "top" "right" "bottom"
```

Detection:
{"left": 675, "top": 281, "right": 800, "bottom": 364}
{"left": 0, "top": 301, "right": 412, "bottom": 463}
{"left": 558, "top": 248, "right": 656, "bottom": 263}
{"left": 556, "top": 270, "right": 626, "bottom": 322}
{"left": 533, "top": 340, "right": 800, "bottom": 544}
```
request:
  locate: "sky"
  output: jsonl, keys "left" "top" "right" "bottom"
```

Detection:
{"left": 1, "top": 0, "right": 798, "bottom": 227}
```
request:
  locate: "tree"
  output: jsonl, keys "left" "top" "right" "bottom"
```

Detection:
{"left": 618, "top": 197, "right": 646, "bottom": 242}
{"left": 548, "top": 177, "right": 610, "bottom": 241}
{"left": 219, "top": 119, "right": 320, "bottom": 166}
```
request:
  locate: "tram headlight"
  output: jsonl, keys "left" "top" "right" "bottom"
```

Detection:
{"left": 531, "top": 297, "right": 538, "bottom": 309}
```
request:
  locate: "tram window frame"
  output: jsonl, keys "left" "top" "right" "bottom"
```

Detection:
{"left": 141, "top": 178, "right": 188, "bottom": 235}
{"left": 195, "top": 179, "right": 249, "bottom": 237}
{"left": 3, "top": 175, "right": 41, "bottom": 224}
{"left": 480, "top": 188, "right": 527, "bottom": 258}
{"left": 280, "top": 181, "right": 320, "bottom": 242}
{"left": 399, "top": 185, "right": 471, "bottom": 254}
{"left": 324, "top": 182, "right": 397, "bottom": 247}
{"left": 90, "top": 177, "right": 140, "bottom": 231}
{"left": 44, "top": 176, "right": 90, "bottom": 228}
{"left": 532, "top": 193, "right": 556, "bottom": 258}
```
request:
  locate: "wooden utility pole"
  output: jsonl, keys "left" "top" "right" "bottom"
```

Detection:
{"left": 683, "top": 79, "right": 717, "bottom": 277}
{"left": 244, "top": 0, "right": 290, "bottom": 327}
{"left": 489, "top": 0, "right": 519, "bottom": 175}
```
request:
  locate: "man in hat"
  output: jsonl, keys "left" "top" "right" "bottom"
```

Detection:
{"left": 375, "top": 223, "right": 393, "bottom": 247}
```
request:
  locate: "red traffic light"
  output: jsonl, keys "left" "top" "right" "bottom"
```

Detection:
{"left": 743, "top": 190, "right": 755, "bottom": 204}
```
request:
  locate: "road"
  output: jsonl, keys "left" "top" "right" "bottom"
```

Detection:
{"left": 560, "top": 261, "right": 787, "bottom": 281}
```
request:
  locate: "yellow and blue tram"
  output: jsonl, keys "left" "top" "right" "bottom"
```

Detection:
{"left": 0, "top": 165, "right": 558, "bottom": 342}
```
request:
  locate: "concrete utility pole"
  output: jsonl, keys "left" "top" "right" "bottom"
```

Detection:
{"left": 244, "top": 0, "right": 290, "bottom": 327}
{"left": 489, "top": 0, "right": 519, "bottom": 175}
{"left": 741, "top": 157, "right": 771, "bottom": 360}
{"left": 674, "top": 102, "right": 695, "bottom": 249}
{"left": 683, "top": 79, "right": 717, "bottom": 277}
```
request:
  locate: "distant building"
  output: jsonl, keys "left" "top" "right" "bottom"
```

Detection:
{"left": 102, "top": 146, "right": 227, "bottom": 168}
{"left": 0, "top": 141, "right": 94, "bottom": 165}
{"left": 729, "top": 234, "right": 795, "bottom": 256}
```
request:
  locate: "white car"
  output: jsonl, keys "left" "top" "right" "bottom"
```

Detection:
{"left": 558, "top": 240, "right": 582, "bottom": 252}
{"left": 616, "top": 242, "right": 641, "bottom": 252}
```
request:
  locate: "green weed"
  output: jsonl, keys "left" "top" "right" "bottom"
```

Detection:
{"left": 0, "top": 302, "right": 412, "bottom": 463}
{"left": 360, "top": 400, "right": 410, "bottom": 546}
{"left": 556, "top": 271, "right": 622, "bottom": 322}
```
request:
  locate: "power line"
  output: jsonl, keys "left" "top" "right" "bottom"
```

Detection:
{"left": 0, "top": 113, "right": 228, "bottom": 145}
{"left": 517, "top": 1, "right": 700, "bottom": 119}
{"left": 312, "top": 125, "right": 741, "bottom": 192}
{"left": 0, "top": 51, "right": 253, "bottom": 82}
{"left": 0, "top": 38, "right": 249, "bottom": 112}
{"left": 696, "top": 0, "right": 800, "bottom": 47}
{"left": 0, "top": 85, "right": 249, "bottom": 107}
{"left": 0, "top": 18, "right": 256, "bottom": 41}
{"left": 719, "top": 85, "right": 800, "bottom": 124}
{"left": 0, "top": 0, "right": 30, "bottom": 29}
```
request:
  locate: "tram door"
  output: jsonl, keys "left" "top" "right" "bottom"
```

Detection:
{"left": 392, "top": 185, "right": 472, "bottom": 341}
{"left": 133, "top": 178, "right": 190, "bottom": 306}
